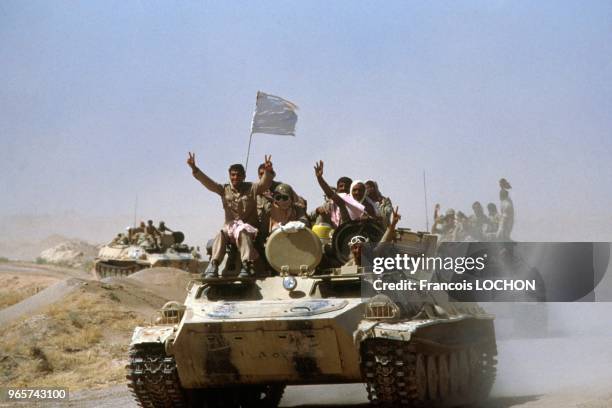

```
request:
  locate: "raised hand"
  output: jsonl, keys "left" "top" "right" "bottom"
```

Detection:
{"left": 263, "top": 154, "right": 273, "bottom": 172}
{"left": 434, "top": 203, "right": 440, "bottom": 219}
{"left": 391, "top": 206, "right": 401, "bottom": 227}
{"left": 187, "top": 152, "right": 197, "bottom": 170}
{"left": 314, "top": 160, "right": 324, "bottom": 178}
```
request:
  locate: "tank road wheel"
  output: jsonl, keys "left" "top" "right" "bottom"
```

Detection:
{"left": 126, "top": 343, "right": 187, "bottom": 408}
{"left": 412, "top": 353, "right": 427, "bottom": 404}
{"left": 449, "top": 352, "right": 460, "bottom": 395}
{"left": 426, "top": 355, "right": 438, "bottom": 400}
{"left": 438, "top": 354, "right": 450, "bottom": 399}
{"left": 458, "top": 350, "right": 470, "bottom": 395}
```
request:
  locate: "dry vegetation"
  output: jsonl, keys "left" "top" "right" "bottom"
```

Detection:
{"left": 0, "top": 282, "right": 151, "bottom": 390}
{"left": 0, "top": 274, "right": 60, "bottom": 309}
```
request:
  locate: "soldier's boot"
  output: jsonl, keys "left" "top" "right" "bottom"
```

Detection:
{"left": 238, "top": 261, "right": 254, "bottom": 279}
{"left": 203, "top": 260, "right": 219, "bottom": 279}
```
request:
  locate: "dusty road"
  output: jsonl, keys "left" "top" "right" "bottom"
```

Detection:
{"left": 45, "top": 335, "right": 612, "bottom": 407}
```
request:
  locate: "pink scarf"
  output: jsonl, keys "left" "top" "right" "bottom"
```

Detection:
{"left": 330, "top": 193, "right": 365, "bottom": 227}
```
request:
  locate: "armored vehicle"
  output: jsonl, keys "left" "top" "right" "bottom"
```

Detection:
{"left": 127, "top": 221, "right": 497, "bottom": 407}
{"left": 94, "top": 229, "right": 202, "bottom": 278}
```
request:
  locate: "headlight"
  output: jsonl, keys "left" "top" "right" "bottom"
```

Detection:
{"left": 364, "top": 294, "right": 400, "bottom": 320}
{"left": 282, "top": 276, "right": 298, "bottom": 291}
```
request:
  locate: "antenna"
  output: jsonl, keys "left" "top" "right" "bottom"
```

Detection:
{"left": 133, "top": 194, "right": 138, "bottom": 227}
{"left": 423, "top": 171, "right": 429, "bottom": 231}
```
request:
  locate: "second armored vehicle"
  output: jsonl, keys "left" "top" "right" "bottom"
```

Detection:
{"left": 94, "top": 226, "right": 202, "bottom": 278}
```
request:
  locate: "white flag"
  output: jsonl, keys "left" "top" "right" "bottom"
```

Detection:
{"left": 250, "top": 91, "right": 298, "bottom": 136}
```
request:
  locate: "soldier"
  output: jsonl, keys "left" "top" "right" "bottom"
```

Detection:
{"left": 336, "top": 176, "right": 352, "bottom": 194}
{"left": 365, "top": 180, "right": 393, "bottom": 228}
{"left": 158, "top": 221, "right": 173, "bottom": 233}
{"left": 497, "top": 188, "right": 514, "bottom": 241}
{"left": 129, "top": 221, "right": 146, "bottom": 244}
{"left": 268, "top": 183, "right": 310, "bottom": 233}
{"left": 432, "top": 207, "right": 456, "bottom": 242}
{"left": 314, "top": 161, "right": 377, "bottom": 228}
{"left": 145, "top": 220, "right": 161, "bottom": 243}
{"left": 486, "top": 203, "right": 499, "bottom": 234}
{"left": 313, "top": 178, "right": 351, "bottom": 226}
{"left": 454, "top": 211, "right": 471, "bottom": 241}
{"left": 256, "top": 162, "right": 307, "bottom": 239}
{"left": 468, "top": 201, "right": 488, "bottom": 241}
{"left": 345, "top": 206, "right": 401, "bottom": 267}
{"left": 187, "top": 152, "right": 274, "bottom": 278}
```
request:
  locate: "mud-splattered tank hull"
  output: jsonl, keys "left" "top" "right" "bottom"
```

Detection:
{"left": 127, "top": 275, "right": 496, "bottom": 407}
{"left": 126, "top": 224, "right": 496, "bottom": 407}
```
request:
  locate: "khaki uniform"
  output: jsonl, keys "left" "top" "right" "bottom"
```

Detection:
{"left": 192, "top": 168, "right": 272, "bottom": 262}
{"left": 497, "top": 197, "right": 514, "bottom": 241}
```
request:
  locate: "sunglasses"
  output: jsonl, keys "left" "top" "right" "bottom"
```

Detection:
{"left": 274, "top": 194, "right": 290, "bottom": 202}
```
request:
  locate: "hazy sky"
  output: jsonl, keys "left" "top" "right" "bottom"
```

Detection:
{"left": 1, "top": 1, "right": 611, "bottom": 241}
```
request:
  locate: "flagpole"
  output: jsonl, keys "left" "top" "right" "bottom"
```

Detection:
{"left": 245, "top": 131, "right": 254, "bottom": 172}
{"left": 423, "top": 171, "right": 429, "bottom": 231}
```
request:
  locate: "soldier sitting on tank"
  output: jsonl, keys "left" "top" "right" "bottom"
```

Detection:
{"left": 158, "top": 221, "right": 173, "bottom": 233}
{"left": 145, "top": 220, "right": 162, "bottom": 248}
{"left": 365, "top": 179, "right": 394, "bottom": 228}
{"left": 129, "top": 221, "right": 146, "bottom": 243}
{"left": 432, "top": 205, "right": 456, "bottom": 242}
{"left": 111, "top": 233, "right": 128, "bottom": 245}
{"left": 345, "top": 206, "right": 401, "bottom": 267}
{"left": 313, "top": 176, "right": 350, "bottom": 223}
{"left": 187, "top": 152, "right": 274, "bottom": 279}
{"left": 267, "top": 183, "right": 310, "bottom": 234}
{"left": 313, "top": 161, "right": 378, "bottom": 228}
{"left": 256, "top": 162, "right": 307, "bottom": 239}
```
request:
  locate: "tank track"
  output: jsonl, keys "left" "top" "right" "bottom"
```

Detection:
{"left": 361, "top": 339, "right": 497, "bottom": 407}
{"left": 126, "top": 343, "right": 187, "bottom": 408}
{"left": 95, "top": 262, "right": 146, "bottom": 278}
{"left": 126, "top": 343, "right": 287, "bottom": 408}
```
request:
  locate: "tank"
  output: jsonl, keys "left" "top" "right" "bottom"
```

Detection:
{"left": 94, "top": 229, "right": 203, "bottom": 278}
{"left": 126, "top": 221, "right": 497, "bottom": 407}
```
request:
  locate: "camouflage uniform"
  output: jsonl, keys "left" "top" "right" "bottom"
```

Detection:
{"left": 375, "top": 196, "right": 394, "bottom": 229}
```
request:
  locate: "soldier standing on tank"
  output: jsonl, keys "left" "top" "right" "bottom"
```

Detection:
{"left": 486, "top": 203, "right": 499, "bottom": 236}
{"left": 187, "top": 152, "right": 274, "bottom": 278}
{"left": 468, "top": 201, "right": 488, "bottom": 241}
{"left": 497, "top": 180, "right": 514, "bottom": 241}
{"left": 365, "top": 180, "right": 393, "bottom": 228}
